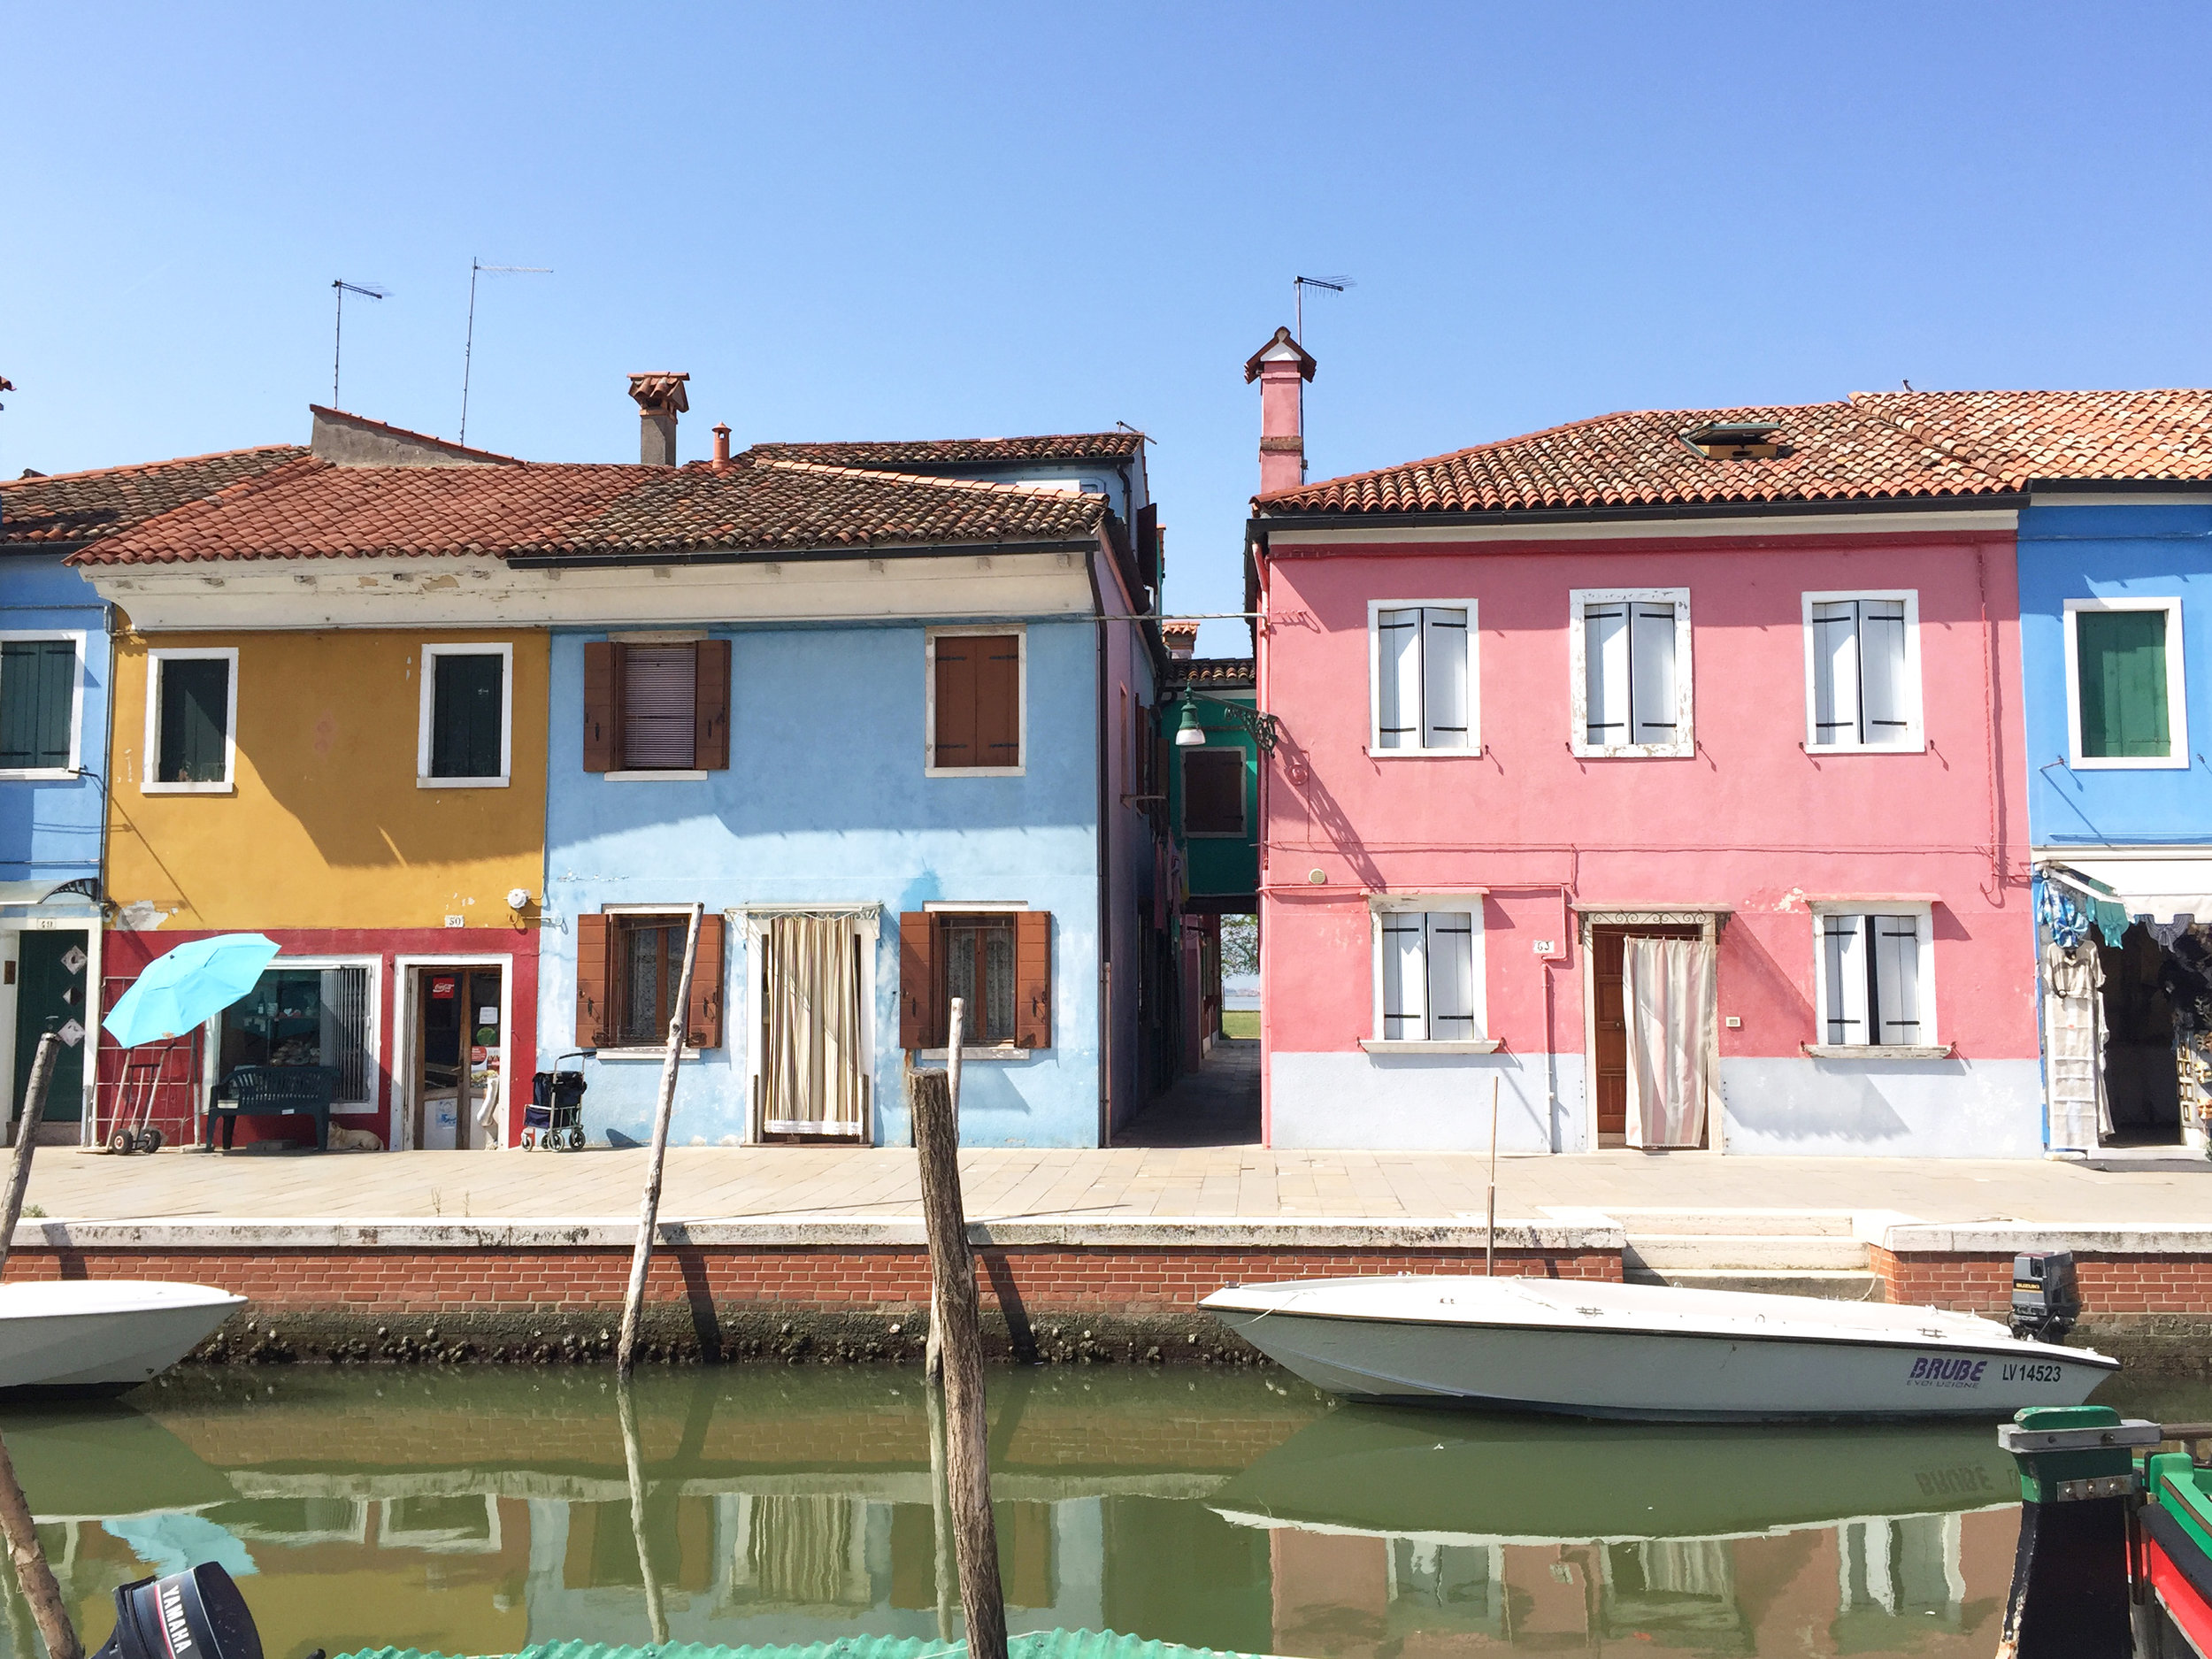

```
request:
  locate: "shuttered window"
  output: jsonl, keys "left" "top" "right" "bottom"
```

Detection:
{"left": 576, "top": 910, "right": 725, "bottom": 1049}
{"left": 897, "top": 909, "right": 1051, "bottom": 1048}
{"left": 1820, "top": 911, "right": 1924, "bottom": 1047}
{"left": 426, "top": 649, "right": 505, "bottom": 780}
{"left": 2076, "top": 607, "right": 2175, "bottom": 760}
{"left": 931, "top": 632, "right": 1022, "bottom": 771}
{"left": 1378, "top": 908, "right": 1479, "bottom": 1042}
{"left": 1181, "top": 749, "right": 1246, "bottom": 835}
{"left": 1373, "top": 604, "right": 1471, "bottom": 751}
{"left": 1577, "top": 592, "right": 1688, "bottom": 755}
{"left": 151, "top": 653, "right": 233, "bottom": 786}
{"left": 0, "top": 638, "right": 76, "bottom": 772}
{"left": 581, "top": 640, "right": 731, "bottom": 772}
{"left": 1809, "top": 596, "right": 1915, "bottom": 748}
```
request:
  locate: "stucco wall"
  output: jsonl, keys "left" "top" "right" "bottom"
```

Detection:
{"left": 104, "top": 628, "right": 549, "bottom": 931}
{"left": 2019, "top": 500, "right": 2212, "bottom": 847}
{"left": 538, "top": 619, "right": 1106, "bottom": 1148}
{"left": 0, "top": 554, "right": 109, "bottom": 886}
{"left": 1259, "top": 532, "right": 2041, "bottom": 1156}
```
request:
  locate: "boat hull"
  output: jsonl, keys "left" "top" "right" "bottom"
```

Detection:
{"left": 1207, "top": 1300, "right": 2111, "bottom": 1422}
{"left": 0, "top": 1281, "right": 244, "bottom": 1391}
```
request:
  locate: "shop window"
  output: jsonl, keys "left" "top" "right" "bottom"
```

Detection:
{"left": 419, "top": 643, "right": 511, "bottom": 787}
{"left": 217, "top": 965, "right": 373, "bottom": 1105}
{"left": 581, "top": 638, "right": 731, "bottom": 775}
{"left": 2067, "top": 597, "right": 2187, "bottom": 768}
{"left": 927, "top": 628, "right": 1025, "bottom": 774}
{"left": 144, "top": 647, "right": 236, "bottom": 792}
{"left": 572, "top": 910, "right": 725, "bottom": 1051}
{"left": 897, "top": 909, "right": 1051, "bottom": 1049}
{"left": 0, "top": 634, "right": 81, "bottom": 775}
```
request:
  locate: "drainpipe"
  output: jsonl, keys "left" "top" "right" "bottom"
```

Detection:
{"left": 1086, "top": 544, "right": 1112, "bottom": 1146}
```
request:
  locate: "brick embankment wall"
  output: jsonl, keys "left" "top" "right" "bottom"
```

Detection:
{"left": 1872, "top": 1247, "right": 2212, "bottom": 1373}
{"left": 6, "top": 1240, "right": 1623, "bottom": 1367}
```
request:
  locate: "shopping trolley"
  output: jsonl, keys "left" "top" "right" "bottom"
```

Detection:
{"left": 523, "top": 1051, "right": 588, "bottom": 1150}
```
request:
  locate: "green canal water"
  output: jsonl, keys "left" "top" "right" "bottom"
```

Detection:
{"left": 0, "top": 1365, "right": 2200, "bottom": 1659}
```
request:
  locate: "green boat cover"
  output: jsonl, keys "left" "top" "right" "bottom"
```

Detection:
{"left": 337, "top": 1632, "right": 1266, "bottom": 1659}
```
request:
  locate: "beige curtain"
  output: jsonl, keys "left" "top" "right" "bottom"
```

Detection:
{"left": 762, "top": 915, "right": 865, "bottom": 1135}
{"left": 1624, "top": 936, "right": 1716, "bottom": 1148}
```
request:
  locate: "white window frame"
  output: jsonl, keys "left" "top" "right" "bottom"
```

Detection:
{"left": 1801, "top": 590, "right": 1924, "bottom": 753}
{"left": 142, "top": 646, "right": 239, "bottom": 795}
{"left": 1806, "top": 902, "right": 1946, "bottom": 1058}
{"left": 2063, "top": 595, "right": 2189, "bottom": 771}
{"left": 1569, "top": 588, "right": 1694, "bottom": 758}
{"left": 417, "top": 641, "right": 514, "bottom": 789}
{"left": 0, "top": 629, "right": 87, "bottom": 780}
{"left": 924, "top": 624, "right": 1027, "bottom": 779}
{"left": 737, "top": 905, "right": 881, "bottom": 1138}
{"left": 198, "top": 952, "right": 385, "bottom": 1117}
{"left": 1366, "top": 598, "right": 1479, "bottom": 757}
{"left": 1363, "top": 892, "right": 1497, "bottom": 1055}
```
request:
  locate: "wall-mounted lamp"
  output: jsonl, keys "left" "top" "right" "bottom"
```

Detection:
{"left": 1173, "top": 691, "right": 1279, "bottom": 753}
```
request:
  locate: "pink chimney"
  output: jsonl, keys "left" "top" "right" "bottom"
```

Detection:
{"left": 1243, "top": 326, "right": 1317, "bottom": 496}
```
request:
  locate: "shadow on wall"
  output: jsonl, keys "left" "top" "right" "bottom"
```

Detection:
{"left": 1275, "top": 730, "right": 1384, "bottom": 892}
{"left": 1724, "top": 1062, "right": 1939, "bottom": 1142}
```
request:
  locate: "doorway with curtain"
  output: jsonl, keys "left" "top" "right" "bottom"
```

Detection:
{"left": 749, "top": 910, "right": 874, "bottom": 1141}
{"left": 1586, "top": 918, "right": 1719, "bottom": 1151}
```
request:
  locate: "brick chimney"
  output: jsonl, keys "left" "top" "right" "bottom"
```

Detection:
{"left": 1161, "top": 621, "right": 1199, "bottom": 659}
{"left": 710, "top": 423, "right": 732, "bottom": 472}
{"left": 1243, "top": 326, "right": 1317, "bottom": 495}
{"left": 627, "top": 373, "right": 690, "bottom": 465}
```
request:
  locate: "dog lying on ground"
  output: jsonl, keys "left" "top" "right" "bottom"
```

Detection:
{"left": 328, "top": 1126, "right": 383, "bottom": 1152}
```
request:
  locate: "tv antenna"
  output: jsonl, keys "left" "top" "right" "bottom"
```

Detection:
{"left": 330, "top": 280, "right": 388, "bottom": 408}
{"left": 1293, "top": 274, "right": 1353, "bottom": 344}
{"left": 460, "top": 259, "right": 552, "bottom": 445}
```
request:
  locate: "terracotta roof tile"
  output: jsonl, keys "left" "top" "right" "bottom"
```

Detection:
{"left": 0, "top": 445, "right": 306, "bottom": 549}
{"left": 750, "top": 433, "right": 1142, "bottom": 468}
{"left": 1259, "top": 389, "right": 2212, "bottom": 518}
{"left": 73, "top": 450, "right": 1106, "bottom": 566}
{"left": 1167, "top": 657, "right": 1255, "bottom": 690}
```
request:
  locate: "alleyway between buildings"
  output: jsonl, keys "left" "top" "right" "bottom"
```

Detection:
{"left": 1118, "top": 1036, "right": 1261, "bottom": 1147}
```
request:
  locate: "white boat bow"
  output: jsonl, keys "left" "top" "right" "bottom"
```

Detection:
{"left": 0, "top": 1280, "right": 243, "bottom": 1390}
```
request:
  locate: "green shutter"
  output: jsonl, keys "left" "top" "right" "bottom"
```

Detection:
{"left": 2078, "top": 609, "right": 2172, "bottom": 759}
{"left": 429, "top": 651, "right": 503, "bottom": 779}
{"left": 158, "top": 657, "right": 231, "bottom": 783}
{"left": 0, "top": 640, "right": 75, "bottom": 770}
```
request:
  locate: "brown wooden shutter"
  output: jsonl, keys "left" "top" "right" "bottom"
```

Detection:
{"left": 1016, "top": 910, "right": 1051, "bottom": 1049}
{"left": 1134, "top": 503, "right": 1160, "bottom": 590}
{"left": 575, "top": 911, "right": 610, "bottom": 1047}
{"left": 693, "top": 639, "right": 731, "bottom": 771}
{"left": 898, "top": 911, "right": 934, "bottom": 1048}
{"left": 933, "top": 638, "right": 976, "bottom": 766}
{"left": 976, "top": 634, "right": 1021, "bottom": 768}
{"left": 686, "top": 912, "right": 726, "bottom": 1048}
{"left": 583, "top": 642, "right": 622, "bottom": 772}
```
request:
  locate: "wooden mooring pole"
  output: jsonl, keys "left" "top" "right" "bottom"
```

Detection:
{"left": 0, "top": 1023, "right": 60, "bottom": 1282}
{"left": 618, "top": 902, "right": 704, "bottom": 1376}
{"left": 912, "top": 996, "right": 1007, "bottom": 1659}
{"left": 1485, "top": 1075, "right": 1500, "bottom": 1277}
{"left": 616, "top": 1378, "right": 670, "bottom": 1646}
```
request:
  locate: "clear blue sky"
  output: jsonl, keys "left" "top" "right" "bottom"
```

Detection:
{"left": 8, "top": 5, "right": 2208, "bottom": 653}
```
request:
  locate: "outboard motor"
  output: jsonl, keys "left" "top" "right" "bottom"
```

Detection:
{"left": 93, "top": 1563, "right": 265, "bottom": 1659}
{"left": 2010, "top": 1251, "right": 2083, "bottom": 1344}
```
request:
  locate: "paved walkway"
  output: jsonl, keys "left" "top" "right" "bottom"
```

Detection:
{"left": 1117, "top": 1037, "right": 1261, "bottom": 1147}
{"left": 20, "top": 1136, "right": 2212, "bottom": 1226}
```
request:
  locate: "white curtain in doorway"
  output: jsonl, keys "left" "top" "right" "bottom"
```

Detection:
{"left": 761, "top": 915, "right": 865, "bottom": 1136}
{"left": 1623, "top": 936, "right": 1715, "bottom": 1148}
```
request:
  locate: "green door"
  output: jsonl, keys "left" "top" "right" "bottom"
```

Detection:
{"left": 14, "top": 931, "right": 88, "bottom": 1123}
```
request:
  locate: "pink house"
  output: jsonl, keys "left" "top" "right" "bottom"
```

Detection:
{"left": 1244, "top": 333, "right": 2044, "bottom": 1156}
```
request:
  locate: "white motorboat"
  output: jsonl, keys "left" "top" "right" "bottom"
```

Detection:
{"left": 1201, "top": 1274, "right": 2116, "bottom": 1421}
{"left": 0, "top": 1280, "right": 243, "bottom": 1390}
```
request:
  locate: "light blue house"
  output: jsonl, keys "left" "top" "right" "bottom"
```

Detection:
{"left": 0, "top": 445, "right": 299, "bottom": 1138}
{"left": 524, "top": 411, "right": 1168, "bottom": 1148}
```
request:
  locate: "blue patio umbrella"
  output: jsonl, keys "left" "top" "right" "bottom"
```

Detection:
{"left": 104, "top": 933, "right": 280, "bottom": 1047}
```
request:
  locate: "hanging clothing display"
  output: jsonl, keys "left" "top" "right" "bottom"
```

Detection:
{"left": 2041, "top": 940, "right": 2108, "bottom": 1151}
{"left": 1623, "top": 935, "right": 1716, "bottom": 1148}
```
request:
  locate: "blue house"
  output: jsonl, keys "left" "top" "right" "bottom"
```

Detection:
{"left": 526, "top": 399, "right": 1168, "bottom": 1148}
{"left": 0, "top": 446, "right": 299, "bottom": 1139}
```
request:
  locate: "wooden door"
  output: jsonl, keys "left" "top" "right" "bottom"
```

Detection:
{"left": 1590, "top": 924, "right": 1702, "bottom": 1141}
{"left": 15, "top": 931, "right": 88, "bottom": 1123}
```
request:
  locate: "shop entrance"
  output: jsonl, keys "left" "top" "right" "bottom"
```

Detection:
{"left": 2100, "top": 923, "right": 2184, "bottom": 1144}
{"left": 12, "top": 928, "right": 88, "bottom": 1127}
{"left": 410, "top": 965, "right": 505, "bottom": 1149}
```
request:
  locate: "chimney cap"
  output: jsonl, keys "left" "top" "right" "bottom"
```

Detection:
{"left": 1243, "top": 326, "right": 1317, "bottom": 385}
{"left": 627, "top": 373, "right": 691, "bottom": 416}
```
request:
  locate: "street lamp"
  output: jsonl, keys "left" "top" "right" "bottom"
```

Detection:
{"left": 1171, "top": 692, "right": 1280, "bottom": 754}
{"left": 1175, "top": 700, "right": 1208, "bottom": 748}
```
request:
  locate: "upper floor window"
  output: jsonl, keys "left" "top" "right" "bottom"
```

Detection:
{"left": 143, "top": 647, "right": 236, "bottom": 794}
{"left": 1803, "top": 592, "right": 1922, "bottom": 751}
{"left": 1813, "top": 904, "right": 1937, "bottom": 1053}
{"left": 419, "top": 643, "right": 511, "bottom": 788}
{"left": 582, "top": 637, "right": 731, "bottom": 777}
{"left": 1181, "top": 749, "right": 1246, "bottom": 835}
{"left": 2066, "top": 597, "right": 2188, "bottom": 770}
{"left": 1370, "top": 602, "right": 1474, "bottom": 754}
{"left": 0, "top": 633, "right": 81, "bottom": 777}
{"left": 926, "top": 627, "right": 1025, "bottom": 776}
{"left": 1366, "top": 896, "right": 1487, "bottom": 1051}
{"left": 1571, "top": 589, "right": 1693, "bottom": 758}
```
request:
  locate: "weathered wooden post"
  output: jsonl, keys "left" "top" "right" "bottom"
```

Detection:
{"left": 616, "top": 1378, "right": 670, "bottom": 1645}
{"left": 913, "top": 996, "right": 1006, "bottom": 1659}
{"left": 926, "top": 1379, "right": 957, "bottom": 1641}
{"left": 618, "top": 903, "right": 704, "bottom": 1376}
{"left": 1485, "top": 1075, "right": 1500, "bottom": 1277}
{"left": 0, "top": 1428, "right": 81, "bottom": 1659}
{"left": 1996, "top": 1405, "right": 2158, "bottom": 1659}
{"left": 0, "top": 1022, "right": 61, "bottom": 1282}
